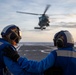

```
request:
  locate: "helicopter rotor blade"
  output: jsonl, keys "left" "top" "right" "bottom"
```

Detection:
{"left": 16, "top": 11, "right": 42, "bottom": 15}
{"left": 43, "top": 4, "right": 51, "bottom": 14}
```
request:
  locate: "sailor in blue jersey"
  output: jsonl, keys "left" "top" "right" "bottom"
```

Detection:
{"left": 1, "top": 24, "right": 55, "bottom": 75}
{"left": 53, "top": 30, "right": 75, "bottom": 75}
{"left": 44, "top": 30, "right": 75, "bottom": 75}
{"left": 3, "top": 29, "right": 76, "bottom": 75}
{"left": 0, "top": 24, "right": 22, "bottom": 75}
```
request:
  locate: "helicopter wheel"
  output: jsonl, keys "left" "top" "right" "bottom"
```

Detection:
{"left": 46, "top": 23, "right": 50, "bottom": 27}
{"left": 34, "top": 27, "right": 46, "bottom": 30}
{"left": 41, "top": 27, "right": 46, "bottom": 30}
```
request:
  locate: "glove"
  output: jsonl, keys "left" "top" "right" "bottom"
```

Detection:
{"left": 3, "top": 46, "right": 20, "bottom": 62}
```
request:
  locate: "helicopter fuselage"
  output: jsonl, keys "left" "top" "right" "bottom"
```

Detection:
{"left": 38, "top": 15, "right": 50, "bottom": 28}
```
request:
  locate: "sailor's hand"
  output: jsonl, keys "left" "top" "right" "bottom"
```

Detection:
{"left": 3, "top": 46, "right": 20, "bottom": 62}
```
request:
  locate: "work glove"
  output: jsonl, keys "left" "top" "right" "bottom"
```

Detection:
{"left": 3, "top": 46, "right": 20, "bottom": 62}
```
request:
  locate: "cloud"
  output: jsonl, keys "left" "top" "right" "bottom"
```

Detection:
{"left": 0, "top": 0, "right": 76, "bottom": 42}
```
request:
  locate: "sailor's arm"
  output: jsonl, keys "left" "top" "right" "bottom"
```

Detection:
{"left": 17, "top": 52, "right": 55, "bottom": 73}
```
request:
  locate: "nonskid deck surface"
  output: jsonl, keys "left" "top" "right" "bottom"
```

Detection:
{"left": 18, "top": 44, "right": 76, "bottom": 61}
{"left": 18, "top": 45, "right": 56, "bottom": 61}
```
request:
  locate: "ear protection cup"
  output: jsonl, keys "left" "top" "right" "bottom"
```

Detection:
{"left": 56, "top": 38, "right": 64, "bottom": 48}
{"left": 10, "top": 32, "right": 18, "bottom": 40}
{"left": 9, "top": 31, "right": 20, "bottom": 43}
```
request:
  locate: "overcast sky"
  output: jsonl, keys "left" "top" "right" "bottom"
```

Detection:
{"left": 0, "top": 0, "right": 76, "bottom": 42}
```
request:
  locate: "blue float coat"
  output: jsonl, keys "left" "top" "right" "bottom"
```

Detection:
{"left": 0, "top": 38, "right": 11, "bottom": 75}
{"left": 51, "top": 47, "right": 76, "bottom": 75}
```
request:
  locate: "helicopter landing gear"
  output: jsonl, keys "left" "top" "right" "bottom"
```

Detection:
{"left": 34, "top": 27, "right": 46, "bottom": 30}
{"left": 46, "top": 23, "right": 50, "bottom": 27}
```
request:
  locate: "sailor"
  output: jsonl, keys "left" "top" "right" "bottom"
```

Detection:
{"left": 45, "top": 30, "right": 75, "bottom": 75}
{"left": 0, "top": 25, "right": 22, "bottom": 75}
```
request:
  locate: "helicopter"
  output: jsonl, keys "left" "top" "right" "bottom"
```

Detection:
{"left": 16, "top": 5, "right": 51, "bottom": 30}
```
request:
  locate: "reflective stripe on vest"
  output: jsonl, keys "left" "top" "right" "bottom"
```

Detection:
{"left": 56, "top": 50, "right": 76, "bottom": 58}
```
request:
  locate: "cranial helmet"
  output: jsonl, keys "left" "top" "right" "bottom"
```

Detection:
{"left": 1, "top": 25, "right": 22, "bottom": 43}
{"left": 53, "top": 30, "right": 74, "bottom": 48}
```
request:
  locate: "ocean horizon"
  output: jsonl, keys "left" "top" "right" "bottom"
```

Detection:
{"left": 19, "top": 42, "right": 76, "bottom": 47}
{"left": 19, "top": 42, "right": 54, "bottom": 46}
